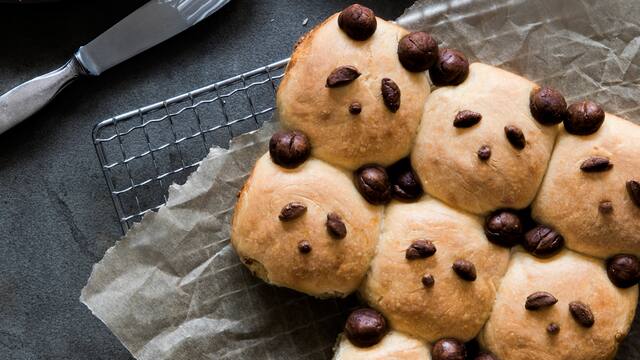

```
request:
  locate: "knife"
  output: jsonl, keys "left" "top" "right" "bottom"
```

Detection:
{"left": 0, "top": 0, "right": 231, "bottom": 136}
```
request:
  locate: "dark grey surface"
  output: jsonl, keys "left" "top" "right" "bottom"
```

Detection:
{"left": 3, "top": 1, "right": 640, "bottom": 360}
{"left": 0, "top": 1, "right": 413, "bottom": 359}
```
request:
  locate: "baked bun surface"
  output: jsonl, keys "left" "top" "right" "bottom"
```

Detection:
{"left": 480, "top": 250, "right": 638, "bottom": 360}
{"left": 532, "top": 114, "right": 640, "bottom": 259}
{"left": 360, "top": 197, "right": 510, "bottom": 342}
{"left": 276, "top": 13, "right": 429, "bottom": 170}
{"left": 231, "top": 153, "right": 382, "bottom": 297}
{"left": 411, "top": 63, "right": 558, "bottom": 215}
{"left": 333, "top": 331, "right": 430, "bottom": 360}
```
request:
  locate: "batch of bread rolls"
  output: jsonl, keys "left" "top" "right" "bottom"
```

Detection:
{"left": 231, "top": 4, "right": 640, "bottom": 360}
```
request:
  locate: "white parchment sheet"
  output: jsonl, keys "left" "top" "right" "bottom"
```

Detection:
{"left": 82, "top": 0, "right": 640, "bottom": 358}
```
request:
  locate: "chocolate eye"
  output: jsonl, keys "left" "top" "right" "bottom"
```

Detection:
{"left": 504, "top": 125, "right": 526, "bottom": 150}
{"left": 405, "top": 239, "right": 436, "bottom": 260}
{"left": 627, "top": 180, "right": 640, "bottom": 208}
{"left": 569, "top": 301, "right": 595, "bottom": 328}
{"left": 452, "top": 259, "right": 477, "bottom": 281}
{"left": 326, "top": 212, "right": 347, "bottom": 239}
{"left": 279, "top": 202, "right": 307, "bottom": 221}
{"left": 580, "top": 156, "right": 612, "bottom": 172}
{"left": 381, "top": 78, "right": 401, "bottom": 113}
{"left": 326, "top": 65, "right": 361, "bottom": 88}
{"left": 453, "top": 110, "right": 482, "bottom": 128}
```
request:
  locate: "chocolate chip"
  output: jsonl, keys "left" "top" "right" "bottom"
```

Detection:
{"left": 529, "top": 86, "right": 568, "bottom": 125}
{"left": 547, "top": 323, "right": 560, "bottom": 335}
{"left": 429, "top": 49, "right": 469, "bottom": 86}
{"left": 344, "top": 308, "right": 387, "bottom": 348}
{"left": 606, "top": 254, "right": 640, "bottom": 288}
{"left": 354, "top": 165, "right": 392, "bottom": 205}
{"left": 381, "top": 78, "right": 401, "bottom": 113}
{"left": 298, "top": 240, "right": 312, "bottom": 254}
{"left": 397, "top": 31, "right": 438, "bottom": 72}
{"left": 453, "top": 110, "right": 482, "bottom": 128}
{"left": 452, "top": 259, "right": 477, "bottom": 281}
{"left": 279, "top": 202, "right": 307, "bottom": 221}
{"left": 569, "top": 301, "right": 595, "bottom": 328}
{"left": 504, "top": 125, "right": 526, "bottom": 150}
{"left": 406, "top": 239, "right": 437, "bottom": 260}
{"left": 392, "top": 172, "right": 422, "bottom": 200}
{"left": 564, "top": 101, "right": 605, "bottom": 135}
{"left": 338, "top": 4, "right": 377, "bottom": 41}
{"left": 477, "top": 145, "right": 491, "bottom": 161}
{"left": 523, "top": 225, "right": 564, "bottom": 258}
{"left": 326, "top": 65, "right": 361, "bottom": 88}
{"left": 525, "top": 291, "right": 558, "bottom": 310}
{"left": 464, "top": 339, "right": 481, "bottom": 359}
{"left": 599, "top": 201, "right": 614, "bottom": 214}
{"left": 349, "top": 102, "right": 362, "bottom": 115}
{"left": 269, "top": 130, "right": 311, "bottom": 168}
{"left": 484, "top": 210, "right": 523, "bottom": 247}
{"left": 580, "top": 156, "right": 612, "bottom": 172}
{"left": 474, "top": 352, "right": 499, "bottom": 360}
{"left": 627, "top": 180, "right": 640, "bottom": 208}
{"left": 387, "top": 158, "right": 423, "bottom": 201}
{"left": 422, "top": 274, "right": 435, "bottom": 288}
{"left": 432, "top": 338, "right": 467, "bottom": 360}
{"left": 516, "top": 207, "right": 538, "bottom": 233}
{"left": 326, "top": 212, "right": 347, "bottom": 239}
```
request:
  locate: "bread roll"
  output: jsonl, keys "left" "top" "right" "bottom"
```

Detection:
{"left": 412, "top": 63, "right": 559, "bottom": 215}
{"left": 232, "top": 153, "right": 382, "bottom": 297}
{"left": 333, "top": 331, "right": 430, "bottom": 360}
{"left": 532, "top": 114, "right": 640, "bottom": 258}
{"left": 480, "top": 250, "right": 638, "bottom": 360}
{"left": 277, "top": 12, "right": 429, "bottom": 170}
{"left": 360, "top": 197, "right": 510, "bottom": 342}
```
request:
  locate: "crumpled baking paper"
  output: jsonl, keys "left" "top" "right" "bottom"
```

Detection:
{"left": 82, "top": 0, "right": 640, "bottom": 359}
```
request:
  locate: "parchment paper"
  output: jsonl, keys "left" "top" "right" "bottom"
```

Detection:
{"left": 82, "top": 0, "right": 640, "bottom": 359}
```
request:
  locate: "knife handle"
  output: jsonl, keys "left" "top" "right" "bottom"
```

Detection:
{"left": 0, "top": 55, "right": 88, "bottom": 136}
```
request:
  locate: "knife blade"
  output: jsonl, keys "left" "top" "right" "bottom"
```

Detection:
{"left": 77, "top": 0, "right": 231, "bottom": 75}
{"left": 0, "top": 0, "right": 231, "bottom": 136}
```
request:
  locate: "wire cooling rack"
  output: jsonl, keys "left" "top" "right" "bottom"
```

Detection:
{"left": 92, "top": 58, "right": 289, "bottom": 233}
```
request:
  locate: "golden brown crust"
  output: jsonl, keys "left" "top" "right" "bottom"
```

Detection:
{"left": 277, "top": 14, "right": 429, "bottom": 170}
{"left": 332, "top": 331, "right": 431, "bottom": 360}
{"left": 360, "top": 197, "right": 510, "bottom": 342}
{"left": 231, "top": 153, "right": 383, "bottom": 297}
{"left": 532, "top": 114, "right": 640, "bottom": 258}
{"left": 412, "top": 63, "right": 559, "bottom": 215}
{"left": 480, "top": 250, "right": 638, "bottom": 360}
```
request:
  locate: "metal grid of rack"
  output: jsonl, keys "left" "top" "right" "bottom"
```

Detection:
{"left": 92, "top": 58, "right": 289, "bottom": 233}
